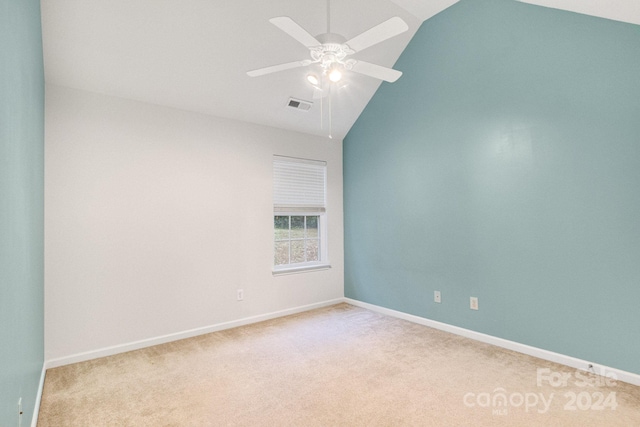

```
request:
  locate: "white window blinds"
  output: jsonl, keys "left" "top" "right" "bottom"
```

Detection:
{"left": 273, "top": 156, "right": 326, "bottom": 213}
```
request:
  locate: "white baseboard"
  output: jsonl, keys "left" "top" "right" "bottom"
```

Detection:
{"left": 344, "top": 297, "right": 640, "bottom": 387}
{"left": 45, "top": 298, "right": 344, "bottom": 369}
{"left": 31, "top": 364, "right": 46, "bottom": 427}
{"left": 41, "top": 296, "right": 640, "bottom": 389}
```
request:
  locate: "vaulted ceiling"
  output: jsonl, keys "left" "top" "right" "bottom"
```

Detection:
{"left": 41, "top": 0, "right": 640, "bottom": 140}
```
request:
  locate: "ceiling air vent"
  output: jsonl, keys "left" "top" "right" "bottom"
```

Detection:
{"left": 287, "top": 97, "right": 312, "bottom": 111}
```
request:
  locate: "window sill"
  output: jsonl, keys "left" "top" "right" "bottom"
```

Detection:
{"left": 272, "top": 264, "right": 332, "bottom": 276}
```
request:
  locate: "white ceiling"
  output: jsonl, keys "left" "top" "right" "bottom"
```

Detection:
{"left": 41, "top": 0, "right": 640, "bottom": 141}
{"left": 518, "top": 0, "right": 640, "bottom": 27}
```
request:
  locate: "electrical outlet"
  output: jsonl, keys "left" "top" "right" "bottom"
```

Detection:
{"left": 434, "top": 291, "right": 441, "bottom": 303}
{"left": 237, "top": 289, "right": 244, "bottom": 301}
{"left": 470, "top": 297, "right": 478, "bottom": 310}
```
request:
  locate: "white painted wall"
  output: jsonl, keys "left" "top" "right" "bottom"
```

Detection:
{"left": 44, "top": 85, "right": 344, "bottom": 362}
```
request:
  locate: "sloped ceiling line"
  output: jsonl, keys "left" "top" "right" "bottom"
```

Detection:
{"left": 391, "top": 0, "right": 640, "bottom": 26}
{"left": 42, "top": 0, "right": 640, "bottom": 142}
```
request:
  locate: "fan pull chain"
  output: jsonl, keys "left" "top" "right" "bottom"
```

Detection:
{"left": 320, "top": 82, "right": 324, "bottom": 131}
{"left": 328, "top": 84, "right": 333, "bottom": 139}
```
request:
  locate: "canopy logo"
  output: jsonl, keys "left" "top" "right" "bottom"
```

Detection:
{"left": 462, "top": 367, "right": 618, "bottom": 416}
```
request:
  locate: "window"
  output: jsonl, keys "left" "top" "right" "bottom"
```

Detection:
{"left": 273, "top": 156, "right": 328, "bottom": 273}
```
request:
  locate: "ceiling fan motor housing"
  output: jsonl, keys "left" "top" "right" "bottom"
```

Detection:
{"left": 311, "top": 34, "right": 356, "bottom": 71}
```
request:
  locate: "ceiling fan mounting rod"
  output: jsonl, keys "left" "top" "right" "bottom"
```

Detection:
{"left": 326, "top": 0, "right": 331, "bottom": 34}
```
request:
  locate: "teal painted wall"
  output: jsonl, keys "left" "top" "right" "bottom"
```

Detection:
{"left": 344, "top": 0, "right": 640, "bottom": 374}
{"left": 0, "top": 0, "right": 45, "bottom": 424}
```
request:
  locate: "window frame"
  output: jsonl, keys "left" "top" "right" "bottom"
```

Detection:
{"left": 272, "top": 156, "right": 330, "bottom": 275}
{"left": 273, "top": 211, "right": 329, "bottom": 274}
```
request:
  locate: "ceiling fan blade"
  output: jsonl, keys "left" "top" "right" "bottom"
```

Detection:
{"left": 345, "top": 17, "right": 408, "bottom": 53}
{"left": 247, "top": 61, "right": 305, "bottom": 77}
{"left": 269, "top": 17, "right": 321, "bottom": 48}
{"left": 351, "top": 61, "right": 403, "bottom": 83}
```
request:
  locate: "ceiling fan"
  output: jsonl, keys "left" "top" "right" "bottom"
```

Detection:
{"left": 246, "top": 2, "right": 409, "bottom": 84}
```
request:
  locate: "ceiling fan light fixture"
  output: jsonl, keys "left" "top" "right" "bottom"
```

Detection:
{"left": 328, "top": 67, "right": 342, "bottom": 83}
{"left": 306, "top": 73, "right": 319, "bottom": 86}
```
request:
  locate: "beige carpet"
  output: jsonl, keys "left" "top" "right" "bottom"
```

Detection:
{"left": 38, "top": 303, "right": 640, "bottom": 426}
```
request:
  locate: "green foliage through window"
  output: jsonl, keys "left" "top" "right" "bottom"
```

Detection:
{"left": 274, "top": 215, "right": 320, "bottom": 266}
